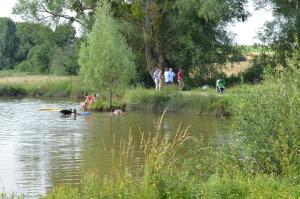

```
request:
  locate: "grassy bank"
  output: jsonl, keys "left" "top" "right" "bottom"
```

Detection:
{"left": 0, "top": 75, "right": 237, "bottom": 116}
{"left": 124, "top": 86, "right": 237, "bottom": 117}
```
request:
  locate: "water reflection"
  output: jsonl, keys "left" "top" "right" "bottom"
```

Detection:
{"left": 0, "top": 98, "right": 230, "bottom": 197}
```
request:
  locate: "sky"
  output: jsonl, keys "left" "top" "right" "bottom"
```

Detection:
{"left": 0, "top": 0, "right": 274, "bottom": 45}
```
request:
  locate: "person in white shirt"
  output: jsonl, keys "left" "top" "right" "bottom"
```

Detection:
{"left": 153, "top": 68, "right": 161, "bottom": 90}
{"left": 164, "top": 67, "right": 169, "bottom": 85}
{"left": 168, "top": 68, "right": 176, "bottom": 84}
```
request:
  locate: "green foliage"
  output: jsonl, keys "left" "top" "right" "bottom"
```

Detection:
{"left": 15, "top": 22, "right": 54, "bottom": 62}
{"left": 232, "top": 68, "right": 300, "bottom": 178}
{"left": 13, "top": 0, "right": 250, "bottom": 84}
{"left": 89, "top": 99, "right": 126, "bottom": 112}
{"left": 203, "top": 175, "right": 250, "bottom": 199}
{"left": 9, "top": 21, "right": 80, "bottom": 75}
{"left": 26, "top": 43, "right": 55, "bottom": 73}
{"left": 0, "top": 85, "right": 27, "bottom": 97}
{"left": 53, "top": 24, "right": 76, "bottom": 47}
{"left": 50, "top": 44, "right": 80, "bottom": 75}
{"left": 0, "top": 17, "right": 18, "bottom": 69}
{"left": 79, "top": 2, "right": 136, "bottom": 107}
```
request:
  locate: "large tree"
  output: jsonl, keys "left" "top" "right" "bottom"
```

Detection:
{"left": 140, "top": 0, "right": 249, "bottom": 82}
{"left": 14, "top": 0, "right": 249, "bottom": 84}
{"left": 0, "top": 18, "right": 18, "bottom": 69}
{"left": 79, "top": 1, "right": 136, "bottom": 108}
{"left": 255, "top": 0, "right": 300, "bottom": 66}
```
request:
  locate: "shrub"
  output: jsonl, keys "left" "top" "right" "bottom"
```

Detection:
{"left": 232, "top": 68, "right": 300, "bottom": 178}
{"left": 0, "top": 85, "right": 27, "bottom": 96}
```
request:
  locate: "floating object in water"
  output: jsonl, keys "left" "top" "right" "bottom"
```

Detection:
{"left": 78, "top": 112, "right": 91, "bottom": 116}
{"left": 60, "top": 109, "right": 73, "bottom": 115}
{"left": 60, "top": 109, "right": 91, "bottom": 116}
{"left": 39, "top": 108, "right": 62, "bottom": 111}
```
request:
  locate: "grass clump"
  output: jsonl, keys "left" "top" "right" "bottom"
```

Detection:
{"left": 89, "top": 99, "right": 126, "bottom": 111}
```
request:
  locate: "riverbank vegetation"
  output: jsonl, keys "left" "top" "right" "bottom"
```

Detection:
{"left": 38, "top": 66, "right": 300, "bottom": 198}
{"left": 1, "top": 0, "right": 300, "bottom": 197}
{"left": 0, "top": 75, "right": 234, "bottom": 116}
{"left": 124, "top": 86, "right": 234, "bottom": 116}
{"left": 2, "top": 67, "right": 296, "bottom": 199}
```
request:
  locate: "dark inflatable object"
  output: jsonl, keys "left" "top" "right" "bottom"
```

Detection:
{"left": 60, "top": 109, "right": 73, "bottom": 115}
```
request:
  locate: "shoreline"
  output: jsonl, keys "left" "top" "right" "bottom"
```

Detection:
{"left": 0, "top": 84, "right": 234, "bottom": 117}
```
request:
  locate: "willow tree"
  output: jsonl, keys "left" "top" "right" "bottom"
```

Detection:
{"left": 79, "top": 1, "right": 136, "bottom": 109}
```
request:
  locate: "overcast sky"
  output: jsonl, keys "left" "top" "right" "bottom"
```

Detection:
{"left": 0, "top": 0, "right": 274, "bottom": 45}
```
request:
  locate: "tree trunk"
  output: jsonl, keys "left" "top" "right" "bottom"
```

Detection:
{"left": 144, "top": 0, "right": 156, "bottom": 80}
{"left": 109, "top": 88, "right": 112, "bottom": 110}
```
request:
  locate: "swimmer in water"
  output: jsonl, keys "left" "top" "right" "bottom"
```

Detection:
{"left": 110, "top": 109, "right": 128, "bottom": 116}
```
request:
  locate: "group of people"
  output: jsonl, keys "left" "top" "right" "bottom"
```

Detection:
{"left": 153, "top": 67, "right": 184, "bottom": 91}
{"left": 80, "top": 93, "right": 96, "bottom": 110}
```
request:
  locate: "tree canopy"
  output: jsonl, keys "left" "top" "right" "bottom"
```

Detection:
{"left": 0, "top": 17, "right": 18, "bottom": 69}
{"left": 13, "top": 0, "right": 250, "bottom": 86}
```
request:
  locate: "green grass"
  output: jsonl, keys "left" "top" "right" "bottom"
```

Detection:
{"left": 124, "top": 86, "right": 236, "bottom": 116}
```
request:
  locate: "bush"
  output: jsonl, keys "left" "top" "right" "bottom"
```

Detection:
{"left": 0, "top": 85, "right": 27, "bottom": 96}
{"left": 232, "top": 68, "right": 300, "bottom": 178}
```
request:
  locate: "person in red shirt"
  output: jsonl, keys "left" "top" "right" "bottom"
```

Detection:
{"left": 86, "top": 94, "right": 95, "bottom": 109}
{"left": 177, "top": 68, "right": 184, "bottom": 91}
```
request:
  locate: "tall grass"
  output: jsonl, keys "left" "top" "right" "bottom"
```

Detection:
{"left": 230, "top": 68, "right": 300, "bottom": 179}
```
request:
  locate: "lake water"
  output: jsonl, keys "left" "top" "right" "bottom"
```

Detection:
{"left": 0, "top": 98, "right": 231, "bottom": 198}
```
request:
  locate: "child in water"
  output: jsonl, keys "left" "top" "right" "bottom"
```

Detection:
{"left": 110, "top": 109, "right": 128, "bottom": 116}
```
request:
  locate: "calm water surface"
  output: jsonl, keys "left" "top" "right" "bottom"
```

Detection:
{"left": 0, "top": 98, "right": 231, "bottom": 197}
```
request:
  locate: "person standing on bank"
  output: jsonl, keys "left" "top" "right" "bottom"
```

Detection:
{"left": 158, "top": 69, "right": 163, "bottom": 90}
{"left": 177, "top": 68, "right": 184, "bottom": 91}
{"left": 153, "top": 68, "right": 161, "bottom": 91}
{"left": 216, "top": 79, "right": 225, "bottom": 95}
{"left": 168, "top": 68, "right": 176, "bottom": 84}
{"left": 164, "top": 67, "right": 169, "bottom": 85}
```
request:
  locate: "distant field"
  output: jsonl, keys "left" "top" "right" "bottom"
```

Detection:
{"left": 221, "top": 59, "right": 252, "bottom": 76}
{"left": 0, "top": 75, "right": 77, "bottom": 86}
